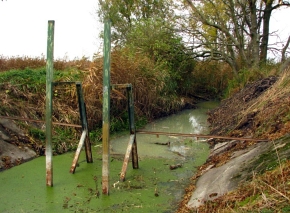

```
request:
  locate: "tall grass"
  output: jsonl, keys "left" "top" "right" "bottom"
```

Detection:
{"left": 0, "top": 55, "right": 93, "bottom": 72}
{"left": 0, "top": 51, "right": 196, "bottom": 154}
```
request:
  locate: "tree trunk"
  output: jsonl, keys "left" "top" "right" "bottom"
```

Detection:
{"left": 281, "top": 36, "right": 290, "bottom": 62}
{"left": 260, "top": 1, "right": 273, "bottom": 64}
{"left": 248, "top": 0, "right": 260, "bottom": 68}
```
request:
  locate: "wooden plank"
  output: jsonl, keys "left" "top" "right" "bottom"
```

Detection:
{"left": 69, "top": 130, "right": 87, "bottom": 174}
{"left": 120, "top": 134, "right": 135, "bottom": 182}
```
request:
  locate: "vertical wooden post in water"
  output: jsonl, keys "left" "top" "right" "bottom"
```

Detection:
{"left": 76, "top": 82, "right": 93, "bottom": 163}
{"left": 102, "top": 20, "right": 111, "bottom": 195}
{"left": 45, "top": 20, "right": 54, "bottom": 187}
{"left": 127, "top": 86, "right": 139, "bottom": 169}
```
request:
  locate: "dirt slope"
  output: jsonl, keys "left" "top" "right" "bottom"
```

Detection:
{"left": 177, "top": 68, "right": 290, "bottom": 212}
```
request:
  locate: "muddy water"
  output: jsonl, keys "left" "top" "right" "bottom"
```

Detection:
{"left": 0, "top": 101, "right": 218, "bottom": 213}
{"left": 111, "top": 101, "right": 218, "bottom": 159}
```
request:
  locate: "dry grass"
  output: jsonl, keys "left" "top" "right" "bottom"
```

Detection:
{"left": 82, "top": 48, "right": 186, "bottom": 126}
{"left": 0, "top": 51, "right": 190, "bottom": 153}
{"left": 0, "top": 55, "right": 93, "bottom": 72}
{"left": 176, "top": 149, "right": 290, "bottom": 213}
{"left": 208, "top": 66, "right": 290, "bottom": 141}
{"left": 196, "top": 160, "right": 290, "bottom": 213}
{"left": 243, "top": 67, "right": 290, "bottom": 140}
{"left": 176, "top": 66, "right": 290, "bottom": 213}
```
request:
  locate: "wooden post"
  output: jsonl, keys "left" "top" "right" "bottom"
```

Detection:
{"left": 45, "top": 20, "right": 54, "bottom": 187}
{"left": 127, "top": 85, "right": 138, "bottom": 169}
{"left": 69, "top": 82, "right": 93, "bottom": 174}
{"left": 76, "top": 82, "right": 93, "bottom": 163}
{"left": 120, "top": 85, "right": 139, "bottom": 181}
{"left": 102, "top": 20, "right": 111, "bottom": 195}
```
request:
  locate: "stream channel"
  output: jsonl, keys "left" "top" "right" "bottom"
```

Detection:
{"left": 0, "top": 101, "right": 218, "bottom": 213}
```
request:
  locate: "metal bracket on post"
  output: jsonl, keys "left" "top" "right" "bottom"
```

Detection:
{"left": 70, "top": 82, "right": 93, "bottom": 174}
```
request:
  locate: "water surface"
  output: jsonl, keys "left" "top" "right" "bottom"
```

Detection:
{"left": 0, "top": 101, "right": 218, "bottom": 213}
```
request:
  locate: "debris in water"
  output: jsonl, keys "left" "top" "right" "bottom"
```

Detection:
{"left": 169, "top": 164, "right": 182, "bottom": 170}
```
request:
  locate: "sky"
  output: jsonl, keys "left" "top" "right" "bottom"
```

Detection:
{"left": 0, "top": 0, "right": 289, "bottom": 61}
{"left": 0, "top": 0, "right": 102, "bottom": 60}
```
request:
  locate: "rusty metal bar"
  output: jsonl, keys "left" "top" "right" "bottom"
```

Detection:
{"left": 53, "top": 81, "right": 76, "bottom": 86}
{"left": 0, "top": 115, "right": 82, "bottom": 128}
{"left": 76, "top": 82, "right": 93, "bottom": 163}
{"left": 120, "top": 134, "right": 135, "bottom": 181}
{"left": 136, "top": 130, "right": 268, "bottom": 142}
{"left": 45, "top": 20, "right": 54, "bottom": 187}
{"left": 70, "top": 130, "right": 87, "bottom": 173}
{"left": 102, "top": 20, "right": 111, "bottom": 195}
{"left": 111, "top": 84, "right": 132, "bottom": 89}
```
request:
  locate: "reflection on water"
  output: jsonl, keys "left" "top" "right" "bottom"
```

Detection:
{"left": 111, "top": 101, "right": 219, "bottom": 159}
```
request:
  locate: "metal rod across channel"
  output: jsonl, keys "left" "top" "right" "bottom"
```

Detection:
{"left": 136, "top": 130, "right": 268, "bottom": 142}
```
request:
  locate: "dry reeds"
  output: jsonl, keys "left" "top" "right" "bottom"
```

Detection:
{"left": 82, "top": 48, "right": 186, "bottom": 127}
{"left": 0, "top": 55, "right": 93, "bottom": 72}
{"left": 0, "top": 50, "right": 189, "bottom": 153}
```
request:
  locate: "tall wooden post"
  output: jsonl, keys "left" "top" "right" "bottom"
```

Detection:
{"left": 102, "top": 20, "right": 111, "bottom": 195}
{"left": 76, "top": 82, "right": 93, "bottom": 163}
{"left": 127, "top": 86, "right": 138, "bottom": 169}
{"left": 45, "top": 20, "right": 54, "bottom": 187}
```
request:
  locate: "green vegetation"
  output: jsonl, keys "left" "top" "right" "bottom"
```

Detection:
{"left": 0, "top": 144, "right": 210, "bottom": 213}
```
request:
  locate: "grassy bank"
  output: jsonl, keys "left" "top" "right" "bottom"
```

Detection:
{"left": 0, "top": 53, "right": 230, "bottom": 155}
{"left": 177, "top": 62, "right": 290, "bottom": 212}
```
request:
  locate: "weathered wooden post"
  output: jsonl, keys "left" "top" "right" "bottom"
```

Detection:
{"left": 102, "top": 20, "right": 111, "bottom": 195}
{"left": 76, "top": 82, "right": 93, "bottom": 163}
{"left": 120, "top": 85, "right": 139, "bottom": 181}
{"left": 69, "top": 82, "right": 93, "bottom": 174}
{"left": 127, "top": 86, "right": 139, "bottom": 169}
{"left": 45, "top": 20, "right": 54, "bottom": 186}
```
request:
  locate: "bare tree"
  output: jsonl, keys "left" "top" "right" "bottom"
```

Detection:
{"left": 182, "top": 0, "right": 290, "bottom": 73}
